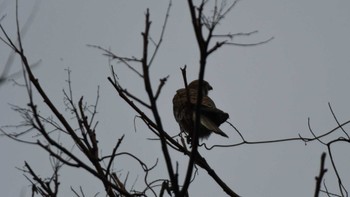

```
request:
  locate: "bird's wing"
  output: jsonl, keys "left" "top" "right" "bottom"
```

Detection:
{"left": 201, "top": 96, "right": 229, "bottom": 124}
{"left": 173, "top": 88, "right": 189, "bottom": 122}
{"left": 190, "top": 96, "right": 229, "bottom": 137}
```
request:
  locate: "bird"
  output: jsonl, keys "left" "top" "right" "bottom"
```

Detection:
{"left": 173, "top": 80, "right": 229, "bottom": 143}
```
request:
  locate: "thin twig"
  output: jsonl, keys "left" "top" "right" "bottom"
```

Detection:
{"left": 106, "top": 135, "right": 125, "bottom": 175}
{"left": 226, "top": 36, "right": 274, "bottom": 47}
{"left": 87, "top": 44, "right": 143, "bottom": 77}
{"left": 328, "top": 102, "right": 350, "bottom": 139}
{"left": 154, "top": 76, "right": 169, "bottom": 100}
{"left": 148, "top": 0, "right": 172, "bottom": 67}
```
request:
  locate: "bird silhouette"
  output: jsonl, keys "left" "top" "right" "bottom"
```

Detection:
{"left": 173, "top": 80, "right": 229, "bottom": 142}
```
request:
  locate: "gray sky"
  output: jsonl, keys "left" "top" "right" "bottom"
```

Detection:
{"left": 1, "top": 0, "right": 350, "bottom": 196}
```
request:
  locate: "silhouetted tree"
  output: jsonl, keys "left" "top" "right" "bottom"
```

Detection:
{"left": 1, "top": 1, "right": 348, "bottom": 196}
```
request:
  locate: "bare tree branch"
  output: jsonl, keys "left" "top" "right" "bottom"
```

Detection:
{"left": 314, "top": 152, "right": 327, "bottom": 197}
{"left": 141, "top": 9, "right": 179, "bottom": 195}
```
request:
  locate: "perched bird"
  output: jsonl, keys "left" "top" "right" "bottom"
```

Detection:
{"left": 173, "top": 80, "right": 229, "bottom": 142}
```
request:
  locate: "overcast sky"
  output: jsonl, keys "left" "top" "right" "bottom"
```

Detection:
{"left": 1, "top": 0, "right": 350, "bottom": 196}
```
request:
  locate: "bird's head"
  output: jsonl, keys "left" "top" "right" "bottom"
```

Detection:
{"left": 187, "top": 80, "right": 213, "bottom": 96}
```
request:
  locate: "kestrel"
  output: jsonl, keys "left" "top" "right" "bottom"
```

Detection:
{"left": 173, "top": 80, "right": 229, "bottom": 142}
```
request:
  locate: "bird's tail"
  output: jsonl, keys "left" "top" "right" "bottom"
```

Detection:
{"left": 213, "top": 127, "right": 229, "bottom": 138}
{"left": 200, "top": 115, "right": 229, "bottom": 138}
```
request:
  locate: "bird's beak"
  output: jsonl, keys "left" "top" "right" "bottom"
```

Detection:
{"left": 208, "top": 85, "right": 213, "bottom": 90}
